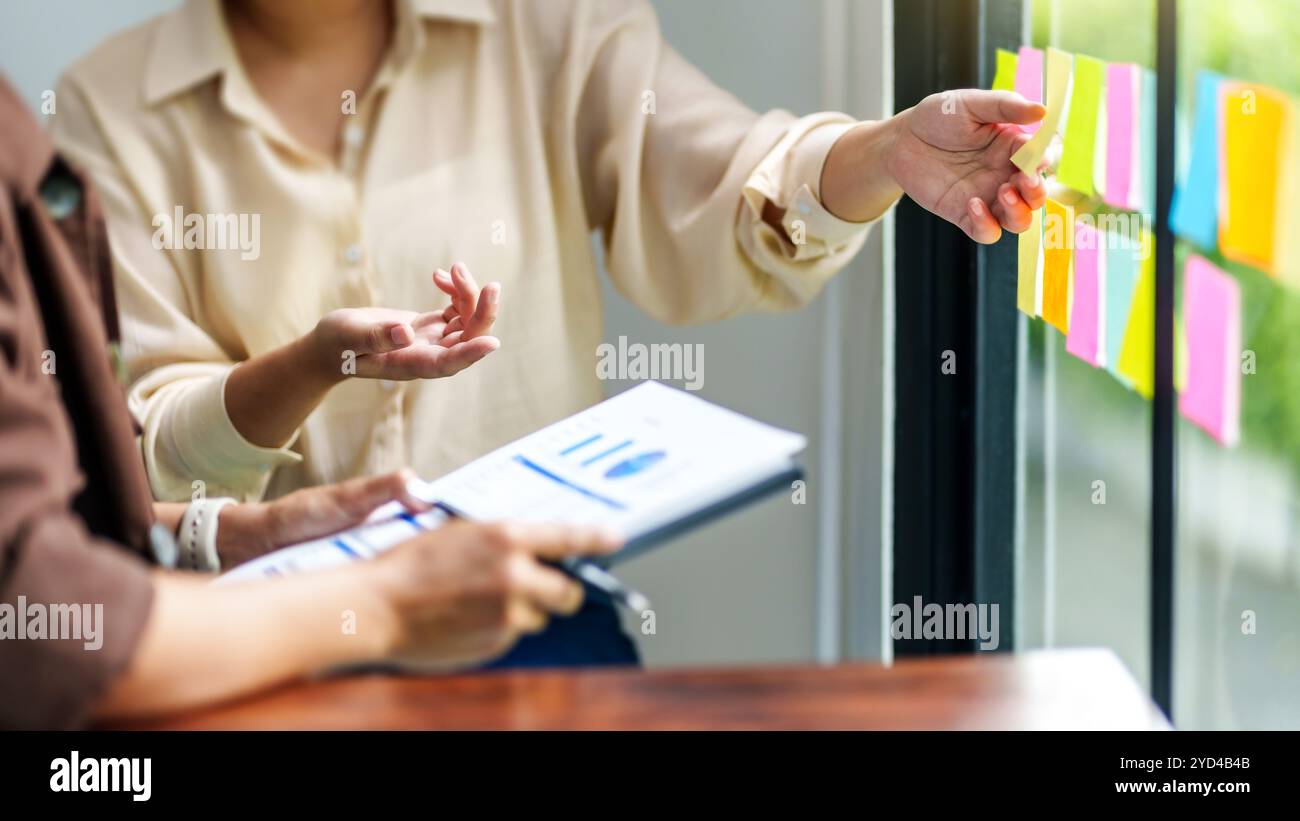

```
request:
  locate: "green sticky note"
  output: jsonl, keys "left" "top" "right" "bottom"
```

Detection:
{"left": 1117, "top": 233, "right": 1156, "bottom": 398}
{"left": 1057, "top": 54, "right": 1105, "bottom": 196}
{"left": 992, "top": 49, "right": 1018, "bottom": 92}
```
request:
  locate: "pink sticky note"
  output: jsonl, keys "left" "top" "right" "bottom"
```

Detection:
{"left": 1015, "top": 47, "right": 1044, "bottom": 134}
{"left": 1104, "top": 64, "right": 1139, "bottom": 210}
{"left": 1179, "top": 255, "right": 1241, "bottom": 446}
{"left": 1066, "top": 221, "right": 1106, "bottom": 366}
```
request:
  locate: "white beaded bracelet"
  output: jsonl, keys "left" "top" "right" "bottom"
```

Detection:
{"left": 178, "top": 497, "right": 236, "bottom": 573}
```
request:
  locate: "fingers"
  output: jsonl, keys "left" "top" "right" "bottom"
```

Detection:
{"left": 462, "top": 282, "right": 500, "bottom": 340}
{"left": 505, "top": 598, "right": 551, "bottom": 635}
{"left": 450, "top": 261, "right": 480, "bottom": 305}
{"left": 451, "top": 263, "right": 481, "bottom": 327}
{"left": 434, "top": 267, "right": 470, "bottom": 319}
{"left": 1013, "top": 171, "right": 1046, "bottom": 211}
{"left": 991, "top": 183, "right": 1033, "bottom": 234}
{"left": 961, "top": 89, "right": 1047, "bottom": 126}
{"left": 965, "top": 197, "right": 1003, "bottom": 244}
{"left": 433, "top": 268, "right": 457, "bottom": 298}
{"left": 430, "top": 335, "right": 500, "bottom": 374}
{"left": 332, "top": 468, "right": 433, "bottom": 520}
{"left": 494, "top": 522, "right": 624, "bottom": 561}
{"left": 507, "top": 554, "right": 586, "bottom": 617}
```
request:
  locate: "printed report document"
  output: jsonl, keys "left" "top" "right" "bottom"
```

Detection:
{"left": 219, "top": 381, "right": 806, "bottom": 584}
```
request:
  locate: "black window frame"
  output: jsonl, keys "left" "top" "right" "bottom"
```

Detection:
{"left": 890, "top": 0, "right": 1179, "bottom": 718}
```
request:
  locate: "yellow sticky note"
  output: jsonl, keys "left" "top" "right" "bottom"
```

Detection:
{"left": 1117, "top": 236, "right": 1156, "bottom": 399}
{"left": 1017, "top": 206, "right": 1042, "bottom": 315}
{"left": 1275, "top": 97, "right": 1300, "bottom": 289}
{"left": 1220, "top": 83, "right": 1290, "bottom": 274}
{"left": 1041, "top": 199, "right": 1074, "bottom": 333}
{"left": 992, "top": 49, "right": 1018, "bottom": 92}
{"left": 1011, "top": 47, "right": 1073, "bottom": 175}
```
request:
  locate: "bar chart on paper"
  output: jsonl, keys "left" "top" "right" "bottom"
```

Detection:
{"left": 424, "top": 382, "right": 807, "bottom": 537}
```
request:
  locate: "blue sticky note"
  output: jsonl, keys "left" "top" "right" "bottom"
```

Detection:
{"left": 1170, "top": 71, "right": 1223, "bottom": 250}
{"left": 1105, "top": 237, "right": 1141, "bottom": 380}
{"left": 1140, "top": 70, "right": 1157, "bottom": 215}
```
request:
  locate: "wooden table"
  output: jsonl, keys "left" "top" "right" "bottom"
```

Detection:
{"left": 119, "top": 648, "right": 1167, "bottom": 730}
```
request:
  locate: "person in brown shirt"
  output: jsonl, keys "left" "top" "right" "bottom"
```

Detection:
{"left": 0, "top": 76, "right": 620, "bottom": 729}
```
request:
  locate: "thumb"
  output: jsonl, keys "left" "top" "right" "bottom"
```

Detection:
{"left": 960, "top": 89, "right": 1046, "bottom": 126}
{"left": 344, "top": 317, "right": 415, "bottom": 354}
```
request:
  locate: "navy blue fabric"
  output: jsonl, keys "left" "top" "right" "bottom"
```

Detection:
{"left": 483, "top": 584, "right": 640, "bottom": 669}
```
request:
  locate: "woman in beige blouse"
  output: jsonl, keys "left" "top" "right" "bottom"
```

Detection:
{"left": 54, "top": 0, "right": 1044, "bottom": 502}
{"left": 52, "top": 0, "right": 1044, "bottom": 665}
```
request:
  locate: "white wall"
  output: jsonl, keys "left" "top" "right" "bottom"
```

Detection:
{"left": 610, "top": 0, "right": 891, "bottom": 666}
{"left": 0, "top": 0, "right": 891, "bottom": 669}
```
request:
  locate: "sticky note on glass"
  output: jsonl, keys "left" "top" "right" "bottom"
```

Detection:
{"left": 1221, "top": 83, "right": 1290, "bottom": 274}
{"left": 1041, "top": 199, "right": 1074, "bottom": 332}
{"left": 1014, "top": 47, "right": 1044, "bottom": 134}
{"left": 1103, "top": 64, "right": 1141, "bottom": 211}
{"left": 992, "top": 48, "right": 1018, "bottom": 92}
{"left": 1137, "top": 70, "right": 1157, "bottom": 215}
{"left": 1276, "top": 100, "right": 1300, "bottom": 289}
{"left": 1170, "top": 71, "right": 1224, "bottom": 251}
{"left": 1066, "top": 221, "right": 1105, "bottom": 366}
{"left": 1117, "top": 233, "right": 1156, "bottom": 398}
{"left": 1179, "top": 255, "right": 1241, "bottom": 446}
{"left": 1104, "top": 230, "right": 1142, "bottom": 382}
{"left": 1017, "top": 206, "right": 1043, "bottom": 316}
{"left": 1012, "top": 48, "right": 1072, "bottom": 174}
{"left": 1057, "top": 54, "right": 1105, "bottom": 196}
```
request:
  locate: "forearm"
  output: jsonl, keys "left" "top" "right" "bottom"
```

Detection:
{"left": 93, "top": 567, "right": 396, "bottom": 721}
{"left": 819, "top": 117, "right": 905, "bottom": 224}
{"left": 224, "top": 333, "right": 340, "bottom": 448}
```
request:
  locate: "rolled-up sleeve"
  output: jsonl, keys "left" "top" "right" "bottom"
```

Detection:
{"left": 50, "top": 79, "right": 300, "bottom": 502}
{"left": 572, "top": 0, "right": 875, "bottom": 324}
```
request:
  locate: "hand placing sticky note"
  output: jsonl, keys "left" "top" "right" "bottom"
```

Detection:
{"left": 1014, "top": 47, "right": 1044, "bottom": 135}
{"left": 1012, "top": 48, "right": 1072, "bottom": 174}
{"left": 1179, "top": 256, "right": 1241, "bottom": 446}
{"left": 1057, "top": 54, "right": 1105, "bottom": 196}
{"left": 992, "top": 48, "right": 1018, "bottom": 92}
{"left": 1220, "top": 83, "right": 1291, "bottom": 274}
{"left": 1041, "top": 199, "right": 1074, "bottom": 332}
{"left": 1117, "top": 231, "right": 1156, "bottom": 398}
{"left": 1066, "top": 221, "right": 1105, "bottom": 366}
{"left": 1170, "top": 71, "right": 1224, "bottom": 251}
{"left": 1103, "top": 64, "right": 1140, "bottom": 211}
{"left": 1017, "top": 206, "right": 1043, "bottom": 316}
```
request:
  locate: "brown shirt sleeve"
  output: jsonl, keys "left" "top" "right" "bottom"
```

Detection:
{"left": 0, "top": 77, "right": 156, "bottom": 730}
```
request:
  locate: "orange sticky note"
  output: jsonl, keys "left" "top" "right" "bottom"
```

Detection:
{"left": 1220, "top": 83, "right": 1290, "bottom": 274}
{"left": 1041, "top": 199, "right": 1074, "bottom": 333}
{"left": 1017, "top": 206, "right": 1043, "bottom": 316}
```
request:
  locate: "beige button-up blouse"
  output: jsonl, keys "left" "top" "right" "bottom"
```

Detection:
{"left": 52, "top": 0, "right": 872, "bottom": 502}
